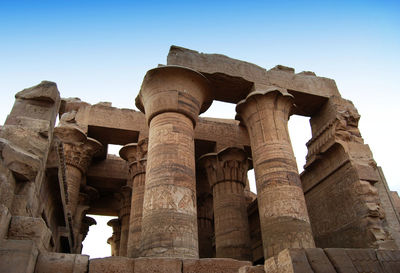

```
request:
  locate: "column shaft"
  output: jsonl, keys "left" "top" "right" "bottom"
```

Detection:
{"left": 65, "top": 165, "right": 82, "bottom": 215}
{"left": 141, "top": 112, "right": 198, "bottom": 258}
{"left": 213, "top": 180, "right": 251, "bottom": 260}
{"left": 127, "top": 161, "right": 146, "bottom": 257}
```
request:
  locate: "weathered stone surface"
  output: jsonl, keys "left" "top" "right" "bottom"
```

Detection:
{"left": 183, "top": 258, "right": 251, "bottom": 273}
{"left": 7, "top": 216, "right": 52, "bottom": 251}
{"left": 89, "top": 256, "right": 134, "bottom": 273}
{"left": 35, "top": 252, "right": 89, "bottom": 273}
{"left": 0, "top": 239, "right": 38, "bottom": 273}
{"left": 134, "top": 257, "right": 182, "bottom": 273}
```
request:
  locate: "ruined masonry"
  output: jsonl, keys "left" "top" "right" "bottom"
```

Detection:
{"left": 1, "top": 46, "right": 400, "bottom": 273}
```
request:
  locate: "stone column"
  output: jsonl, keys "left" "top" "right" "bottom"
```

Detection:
{"left": 236, "top": 87, "right": 315, "bottom": 259}
{"left": 120, "top": 138, "right": 148, "bottom": 258}
{"left": 54, "top": 126, "right": 102, "bottom": 216}
{"left": 199, "top": 147, "right": 252, "bottom": 261}
{"left": 107, "top": 218, "right": 121, "bottom": 256}
{"left": 196, "top": 169, "right": 214, "bottom": 258}
{"left": 136, "top": 66, "right": 212, "bottom": 258}
{"left": 117, "top": 186, "right": 131, "bottom": 257}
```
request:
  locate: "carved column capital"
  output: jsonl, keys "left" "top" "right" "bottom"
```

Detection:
{"left": 199, "top": 147, "right": 251, "bottom": 188}
{"left": 120, "top": 139, "right": 148, "bottom": 180}
{"left": 135, "top": 66, "right": 213, "bottom": 126}
{"left": 55, "top": 126, "right": 102, "bottom": 173}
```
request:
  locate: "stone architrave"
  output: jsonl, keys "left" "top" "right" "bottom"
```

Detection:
{"left": 117, "top": 186, "right": 132, "bottom": 257}
{"left": 136, "top": 65, "right": 212, "bottom": 258}
{"left": 107, "top": 218, "right": 121, "bottom": 256}
{"left": 236, "top": 86, "right": 315, "bottom": 259}
{"left": 199, "top": 147, "right": 252, "bottom": 261}
{"left": 54, "top": 126, "right": 102, "bottom": 216}
{"left": 120, "top": 138, "right": 148, "bottom": 258}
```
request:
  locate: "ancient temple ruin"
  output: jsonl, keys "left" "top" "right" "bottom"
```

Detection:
{"left": 1, "top": 46, "right": 400, "bottom": 272}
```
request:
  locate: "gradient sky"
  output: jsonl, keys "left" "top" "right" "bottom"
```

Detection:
{"left": 1, "top": 0, "right": 399, "bottom": 258}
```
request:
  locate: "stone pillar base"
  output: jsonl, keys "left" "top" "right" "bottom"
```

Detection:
{"left": 35, "top": 252, "right": 89, "bottom": 273}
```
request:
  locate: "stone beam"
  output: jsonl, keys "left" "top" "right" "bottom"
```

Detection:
{"left": 73, "top": 104, "right": 250, "bottom": 151}
{"left": 167, "top": 46, "right": 339, "bottom": 116}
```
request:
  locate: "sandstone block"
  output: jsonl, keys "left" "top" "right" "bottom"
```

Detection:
{"left": 264, "top": 249, "right": 313, "bottom": 273}
{"left": 324, "top": 248, "right": 357, "bottom": 273}
{"left": 0, "top": 138, "right": 41, "bottom": 181}
{"left": 376, "top": 249, "right": 400, "bottom": 273}
{"left": 304, "top": 248, "right": 336, "bottom": 273}
{"left": 183, "top": 258, "right": 251, "bottom": 273}
{"left": 0, "top": 239, "right": 38, "bottom": 273}
{"left": 8, "top": 216, "right": 51, "bottom": 251}
{"left": 15, "top": 81, "right": 59, "bottom": 103}
{"left": 35, "top": 252, "right": 89, "bottom": 273}
{"left": 134, "top": 257, "right": 182, "bottom": 273}
{"left": 345, "top": 248, "right": 384, "bottom": 272}
{"left": 89, "top": 256, "right": 134, "bottom": 273}
{"left": 0, "top": 204, "right": 11, "bottom": 239}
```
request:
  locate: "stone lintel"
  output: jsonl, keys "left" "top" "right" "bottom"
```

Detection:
{"left": 167, "top": 45, "right": 338, "bottom": 116}
{"left": 71, "top": 103, "right": 250, "bottom": 149}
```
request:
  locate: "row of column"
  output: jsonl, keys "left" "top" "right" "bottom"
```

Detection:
{"left": 115, "top": 66, "right": 314, "bottom": 260}
{"left": 57, "top": 65, "right": 316, "bottom": 261}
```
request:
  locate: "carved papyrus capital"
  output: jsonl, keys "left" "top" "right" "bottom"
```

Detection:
{"left": 199, "top": 147, "right": 251, "bottom": 188}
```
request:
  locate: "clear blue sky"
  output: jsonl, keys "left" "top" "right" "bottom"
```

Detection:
{"left": 1, "top": 0, "right": 399, "bottom": 257}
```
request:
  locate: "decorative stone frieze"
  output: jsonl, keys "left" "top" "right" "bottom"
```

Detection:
{"left": 136, "top": 66, "right": 212, "bottom": 258}
{"left": 236, "top": 86, "right": 315, "bottom": 258}
{"left": 199, "top": 147, "right": 252, "bottom": 261}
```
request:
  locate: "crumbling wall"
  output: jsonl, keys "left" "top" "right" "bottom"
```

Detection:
{"left": 301, "top": 96, "right": 398, "bottom": 249}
